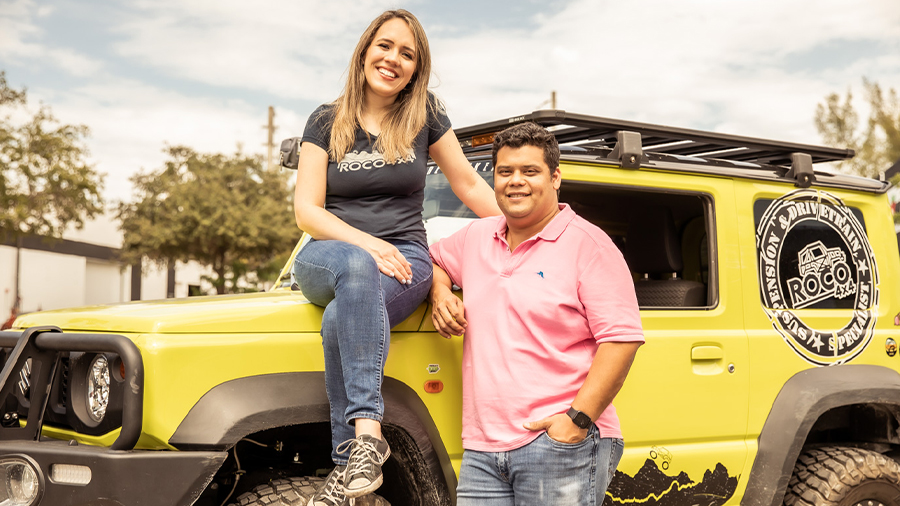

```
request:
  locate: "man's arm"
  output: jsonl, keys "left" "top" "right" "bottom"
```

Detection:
{"left": 430, "top": 263, "right": 467, "bottom": 339}
{"left": 524, "top": 341, "right": 641, "bottom": 443}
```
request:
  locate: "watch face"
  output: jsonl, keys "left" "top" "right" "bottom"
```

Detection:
{"left": 568, "top": 408, "right": 592, "bottom": 429}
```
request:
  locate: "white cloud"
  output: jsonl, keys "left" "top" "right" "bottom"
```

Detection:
{"left": 111, "top": 0, "right": 401, "bottom": 102}
{"left": 0, "top": 0, "right": 103, "bottom": 76}
{"left": 29, "top": 77, "right": 304, "bottom": 205}
{"left": 429, "top": 0, "right": 900, "bottom": 146}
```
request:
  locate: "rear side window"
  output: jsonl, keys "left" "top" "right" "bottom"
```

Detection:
{"left": 754, "top": 196, "right": 868, "bottom": 310}
{"left": 753, "top": 188, "right": 879, "bottom": 366}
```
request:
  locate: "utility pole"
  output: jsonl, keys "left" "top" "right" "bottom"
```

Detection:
{"left": 537, "top": 91, "right": 558, "bottom": 110}
{"left": 262, "top": 106, "right": 277, "bottom": 171}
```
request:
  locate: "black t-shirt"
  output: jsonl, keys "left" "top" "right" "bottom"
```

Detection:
{"left": 300, "top": 97, "right": 452, "bottom": 245}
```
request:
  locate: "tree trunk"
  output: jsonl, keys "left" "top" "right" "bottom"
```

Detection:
{"left": 14, "top": 236, "right": 21, "bottom": 312}
{"left": 215, "top": 254, "right": 227, "bottom": 295}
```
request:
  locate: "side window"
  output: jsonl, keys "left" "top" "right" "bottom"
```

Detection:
{"left": 560, "top": 183, "right": 715, "bottom": 309}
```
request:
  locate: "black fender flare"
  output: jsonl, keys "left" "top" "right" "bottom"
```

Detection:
{"left": 169, "top": 372, "right": 455, "bottom": 501}
{"left": 741, "top": 364, "right": 900, "bottom": 506}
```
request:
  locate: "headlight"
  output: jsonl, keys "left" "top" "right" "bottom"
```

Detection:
{"left": 0, "top": 458, "right": 40, "bottom": 506}
{"left": 86, "top": 355, "right": 110, "bottom": 423}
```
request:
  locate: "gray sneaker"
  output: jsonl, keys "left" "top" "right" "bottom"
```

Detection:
{"left": 307, "top": 465, "right": 349, "bottom": 506}
{"left": 339, "top": 435, "right": 391, "bottom": 498}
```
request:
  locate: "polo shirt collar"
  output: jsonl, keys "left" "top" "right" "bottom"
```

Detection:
{"left": 493, "top": 204, "right": 575, "bottom": 243}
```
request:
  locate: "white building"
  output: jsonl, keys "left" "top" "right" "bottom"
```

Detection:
{"left": 0, "top": 211, "right": 216, "bottom": 321}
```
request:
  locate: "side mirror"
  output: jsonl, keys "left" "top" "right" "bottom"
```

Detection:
{"left": 280, "top": 137, "right": 300, "bottom": 170}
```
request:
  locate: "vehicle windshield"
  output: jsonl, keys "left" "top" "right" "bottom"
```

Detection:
{"left": 423, "top": 158, "right": 493, "bottom": 245}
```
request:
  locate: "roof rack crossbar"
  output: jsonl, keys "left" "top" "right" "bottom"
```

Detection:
{"left": 663, "top": 142, "right": 729, "bottom": 157}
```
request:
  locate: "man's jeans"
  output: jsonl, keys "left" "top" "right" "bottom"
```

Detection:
{"left": 457, "top": 426, "right": 624, "bottom": 506}
{"left": 293, "top": 239, "right": 433, "bottom": 464}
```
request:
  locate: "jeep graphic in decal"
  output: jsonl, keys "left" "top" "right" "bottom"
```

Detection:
{"left": 787, "top": 240, "right": 854, "bottom": 308}
{"left": 602, "top": 460, "right": 738, "bottom": 506}
{"left": 755, "top": 189, "right": 879, "bottom": 366}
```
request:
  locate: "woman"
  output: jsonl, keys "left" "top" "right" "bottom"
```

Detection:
{"left": 292, "top": 9, "right": 499, "bottom": 506}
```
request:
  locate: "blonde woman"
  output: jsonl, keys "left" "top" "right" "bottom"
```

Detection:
{"left": 292, "top": 9, "right": 499, "bottom": 506}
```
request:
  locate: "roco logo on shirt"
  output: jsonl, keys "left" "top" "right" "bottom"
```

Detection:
{"left": 337, "top": 149, "right": 415, "bottom": 172}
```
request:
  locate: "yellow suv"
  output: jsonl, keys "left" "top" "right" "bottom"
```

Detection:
{"left": 3, "top": 110, "right": 899, "bottom": 506}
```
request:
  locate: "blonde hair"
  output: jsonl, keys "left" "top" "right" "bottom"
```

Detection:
{"left": 329, "top": 9, "right": 434, "bottom": 163}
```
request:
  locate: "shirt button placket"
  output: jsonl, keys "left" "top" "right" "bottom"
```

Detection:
{"left": 501, "top": 245, "right": 516, "bottom": 277}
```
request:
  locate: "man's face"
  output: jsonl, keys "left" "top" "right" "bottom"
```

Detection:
{"left": 494, "top": 145, "right": 561, "bottom": 228}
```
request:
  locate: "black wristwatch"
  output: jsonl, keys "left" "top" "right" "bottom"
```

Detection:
{"left": 566, "top": 407, "right": 592, "bottom": 429}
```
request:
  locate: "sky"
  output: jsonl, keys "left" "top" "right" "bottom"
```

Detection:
{"left": 2, "top": 0, "right": 900, "bottom": 206}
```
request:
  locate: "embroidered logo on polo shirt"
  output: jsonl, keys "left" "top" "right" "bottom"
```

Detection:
{"left": 537, "top": 271, "right": 544, "bottom": 279}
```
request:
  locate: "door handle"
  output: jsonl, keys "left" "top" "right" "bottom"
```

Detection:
{"left": 691, "top": 345, "right": 724, "bottom": 361}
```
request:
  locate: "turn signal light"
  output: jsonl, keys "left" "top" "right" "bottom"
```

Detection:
{"left": 423, "top": 380, "right": 443, "bottom": 393}
{"left": 472, "top": 134, "right": 494, "bottom": 147}
{"left": 50, "top": 464, "right": 92, "bottom": 485}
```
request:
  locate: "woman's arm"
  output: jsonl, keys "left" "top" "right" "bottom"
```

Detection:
{"left": 429, "top": 129, "right": 501, "bottom": 218}
{"left": 294, "top": 142, "right": 413, "bottom": 283}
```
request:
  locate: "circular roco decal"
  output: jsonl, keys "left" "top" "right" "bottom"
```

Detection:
{"left": 756, "top": 189, "right": 879, "bottom": 366}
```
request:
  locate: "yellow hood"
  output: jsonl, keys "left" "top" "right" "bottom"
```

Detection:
{"left": 13, "top": 291, "right": 321, "bottom": 334}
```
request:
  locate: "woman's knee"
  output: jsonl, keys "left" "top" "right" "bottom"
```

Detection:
{"left": 294, "top": 241, "right": 379, "bottom": 298}
{"left": 333, "top": 246, "right": 380, "bottom": 286}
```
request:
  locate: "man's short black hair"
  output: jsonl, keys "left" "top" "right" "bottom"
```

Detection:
{"left": 491, "top": 122, "right": 560, "bottom": 171}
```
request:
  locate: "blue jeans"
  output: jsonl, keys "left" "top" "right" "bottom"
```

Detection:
{"left": 293, "top": 239, "right": 433, "bottom": 464}
{"left": 456, "top": 426, "right": 624, "bottom": 506}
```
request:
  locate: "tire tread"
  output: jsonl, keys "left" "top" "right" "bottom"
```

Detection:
{"left": 227, "top": 477, "right": 391, "bottom": 506}
{"left": 229, "top": 477, "right": 322, "bottom": 506}
{"left": 784, "top": 446, "right": 900, "bottom": 506}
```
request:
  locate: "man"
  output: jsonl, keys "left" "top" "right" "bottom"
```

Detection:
{"left": 429, "top": 122, "right": 644, "bottom": 505}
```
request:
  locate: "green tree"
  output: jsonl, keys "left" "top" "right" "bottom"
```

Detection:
{"left": 815, "top": 78, "right": 900, "bottom": 178}
{"left": 0, "top": 71, "right": 104, "bottom": 311}
{"left": 117, "top": 146, "right": 296, "bottom": 294}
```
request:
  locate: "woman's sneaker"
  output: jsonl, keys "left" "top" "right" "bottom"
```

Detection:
{"left": 307, "top": 465, "right": 349, "bottom": 506}
{"left": 339, "top": 435, "right": 391, "bottom": 498}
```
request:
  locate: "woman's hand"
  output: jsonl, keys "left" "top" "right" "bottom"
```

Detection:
{"left": 362, "top": 236, "right": 413, "bottom": 284}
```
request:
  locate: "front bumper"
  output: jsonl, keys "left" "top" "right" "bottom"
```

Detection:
{"left": 0, "top": 327, "right": 143, "bottom": 450}
{"left": 0, "top": 439, "right": 226, "bottom": 506}
{"left": 0, "top": 326, "right": 227, "bottom": 505}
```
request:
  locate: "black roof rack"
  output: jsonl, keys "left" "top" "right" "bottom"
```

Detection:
{"left": 455, "top": 110, "right": 855, "bottom": 167}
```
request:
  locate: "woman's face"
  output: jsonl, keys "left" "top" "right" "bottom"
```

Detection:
{"left": 363, "top": 17, "right": 418, "bottom": 102}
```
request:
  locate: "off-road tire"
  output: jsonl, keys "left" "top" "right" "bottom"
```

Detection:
{"left": 229, "top": 477, "right": 390, "bottom": 506}
{"left": 784, "top": 446, "right": 900, "bottom": 506}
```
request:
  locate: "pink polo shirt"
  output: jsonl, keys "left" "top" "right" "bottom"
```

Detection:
{"left": 430, "top": 204, "right": 644, "bottom": 452}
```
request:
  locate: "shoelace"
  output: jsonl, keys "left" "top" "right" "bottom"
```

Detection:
{"left": 338, "top": 438, "right": 386, "bottom": 478}
{"left": 316, "top": 468, "right": 346, "bottom": 505}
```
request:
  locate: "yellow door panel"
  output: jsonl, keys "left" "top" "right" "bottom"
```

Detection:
{"left": 735, "top": 183, "right": 900, "bottom": 438}
{"left": 601, "top": 174, "right": 749, "bottom": 505}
